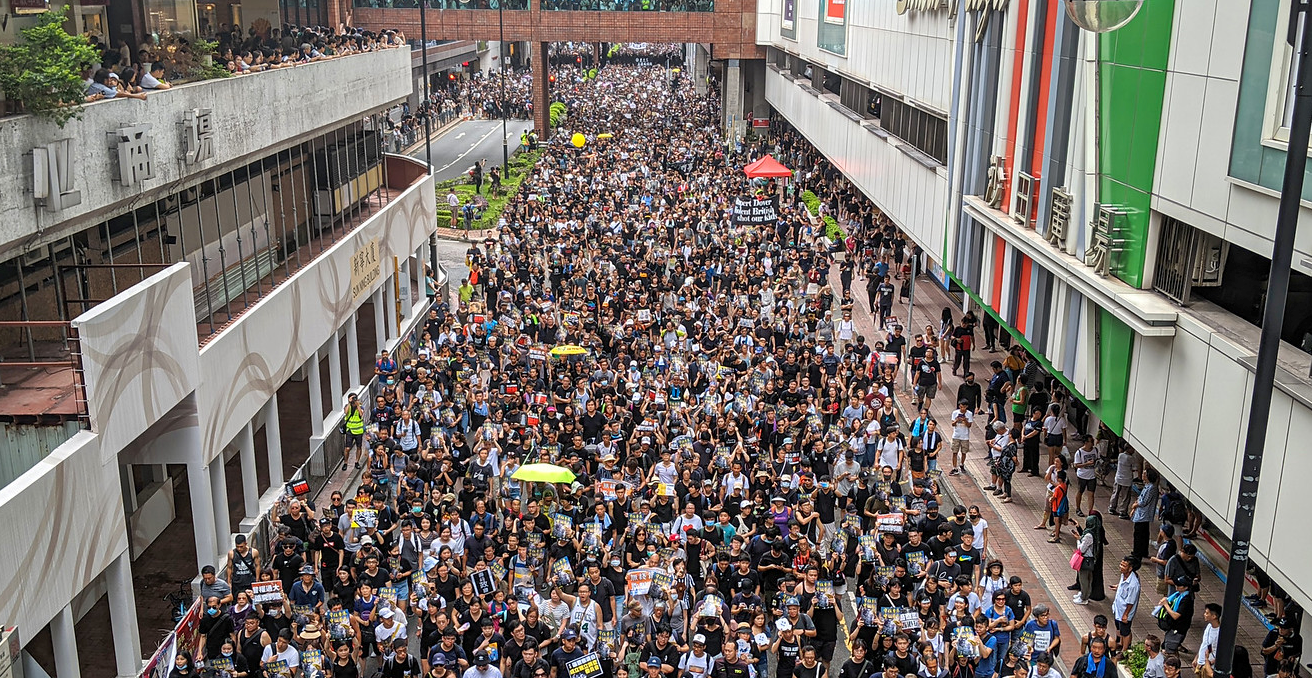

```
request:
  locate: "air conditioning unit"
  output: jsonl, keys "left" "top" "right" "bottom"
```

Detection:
{"left": 1190, "top": 231, "right": 1228, "bottom": 287}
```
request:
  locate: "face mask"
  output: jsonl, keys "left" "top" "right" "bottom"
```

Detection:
{"left": 222, "top": 652, "right": 233, "bottom": 658}
{"left": 610, "top": 559, "right": 621, "bottom": 568}
{"left": 208, "top": 607, "right": 219, "bottom": 616}
{"left": 412, "top": 506, "right": 423, "bottom": 514}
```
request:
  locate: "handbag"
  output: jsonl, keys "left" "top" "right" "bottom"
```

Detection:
{"left": 1070, "top": 549, "right": 1084, "bottom": 571}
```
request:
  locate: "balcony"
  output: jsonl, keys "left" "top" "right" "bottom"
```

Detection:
{"left": 0, "top": 46, "right": 412, "bottom": 260}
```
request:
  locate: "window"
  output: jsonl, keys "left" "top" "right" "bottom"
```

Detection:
{"left": 881, "top": 97, "right": 947, "bottom": 164}
{"left": 839, "top": 78, "right": 874, "bottom": 119}
{"left": 1152, "top": 216, "right": 1228, "bottom": 305}
{"left": 823, "top": 71, "right": 842, "bottom": 95}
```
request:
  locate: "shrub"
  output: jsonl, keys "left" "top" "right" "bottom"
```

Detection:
{"left": 1120, "top": 643, "right": 1147, "bottom": 678}
{"left": 0, "top": 7, "right": 99, "bottom": 127}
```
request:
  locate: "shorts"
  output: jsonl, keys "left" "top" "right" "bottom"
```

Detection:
{"left": 1115, "top": 619, "right": 1133, "bottom": 637}
{"left": 815, "top": 641, "right": 837, "bottom": 663}
{"left": 951, "top": 438, "right": 970, "bottom": 456}
{"left": 346, "top": 432, "right": 363, "bottom": 449}
{"left": 1078, "top": 477, "right": 1097, "bottom": 492}
{"left": 1044, "top": 433, "right": 1064, "bottom": 447}
{"left": 917, "top": 383, "right": 939, "bottom": 399}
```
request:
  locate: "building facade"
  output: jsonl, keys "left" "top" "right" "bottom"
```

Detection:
{"left": 0, "top": 46, "right": 440, "bottom": 678}
{"left": 756, "top": 0, "right": 1312, "bottom": 623}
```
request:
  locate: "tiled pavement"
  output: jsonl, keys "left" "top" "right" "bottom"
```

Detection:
{"left": 837, "top": 265, "right": 1271, "bottom": 673}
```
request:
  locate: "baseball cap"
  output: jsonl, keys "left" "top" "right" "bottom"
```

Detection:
{"left": 785, "top": 597, "right": 800, "bottom": 607}
{"left": 475, "top": 652, "right": 490, "bottom": 665}
{"left": 647, "top": 657, "right": 662, "bottom": 668}
{"left": 561, "top": 628, "right": 579, "bottom": 640}
{"left": 431, "top": 655, "right": 447, "bottom": 667}
{"left": 692, "top": 634, "right": 707, "bottom": 645}
{"left": 379, "top": 608, "right": 394, "bottom": 619}
{"left": 299, "top": 565, "right": 316, "bottom": 575}
{"left": 361, "top": 535, "right": 374, "bottom": 545}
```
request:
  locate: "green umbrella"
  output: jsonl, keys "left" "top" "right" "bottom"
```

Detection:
{"left": 511, "top": 463, "right": 576, "bottom": 484}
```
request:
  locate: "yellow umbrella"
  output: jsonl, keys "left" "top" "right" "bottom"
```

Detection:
{"left": 571, "top": 133, "right": 587, "bottom": 148}
{"left": 597, "top": 133, "right": 614, "bottom": 139}
{"left": 550, "top": 344, "right": 588, "bottom": 356}
{"left": 511, "top": 463, "right": 576, "bottom": 483}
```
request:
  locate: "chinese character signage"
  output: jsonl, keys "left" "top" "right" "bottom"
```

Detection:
{"left": 1047, "top": 187, "right": 1071, "bottom": 250}
{"left": 183, "top": 108, "right": 215, "bottom": 165}
{"left": 113, "top": 124, "right": 154, "bottom": 187}
{"left": 32, "top": 139, "right": 81, "bottom": 212}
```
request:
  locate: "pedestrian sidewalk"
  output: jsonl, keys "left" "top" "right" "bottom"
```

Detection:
{"left": 837, "top": 264, "right": 1270, "bottom": 672}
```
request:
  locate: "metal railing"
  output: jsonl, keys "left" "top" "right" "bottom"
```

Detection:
{"left": 0, "top": 320, "right": 89, "bottom": 425}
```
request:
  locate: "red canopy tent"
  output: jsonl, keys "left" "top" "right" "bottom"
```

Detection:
{"left": 742, "top": 155, "right": 794, "bottom": 178}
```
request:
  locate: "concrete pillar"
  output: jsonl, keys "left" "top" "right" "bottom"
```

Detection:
{"left": 722, "top": 59, "right": 745, "bottom": 141}
{"left": 327, "top": 332, "right": 344, "bottom": 409}
{"left": 399, "top": 258, "right": 411, "bottom": 319}
{"left": 346, "top": 312, "right": 361, "bottom": 391}
{"left": 384, "top": 274, "right": 398, "bottom": 342}
{"left": 50, "top": 605, "right": 80, "bottom": 678}
{"left": 307, "top": 352, "right": 324, "bottom": 438}
{"left": 264, "top": 394, "right": 285, "bottom": 487}
{"left": 209, "top": 454, "right": 231, "bottom": 547}
{"left": 108, "top": 550, "right": 143, "bottom": 678}
{"left": 694, "top": 44, "right": 709, "bottom": 95}
{"left": 373, "top": 287, "right": 387, "bottom": 350}
{"left": 531, "top": 41, "right": 550, "bottom": 138}
{"left": 239, "top": 423, "right": 259, "bottom": 520}
{"left": 186, "top": 459, "right": 217, "bottom": 572}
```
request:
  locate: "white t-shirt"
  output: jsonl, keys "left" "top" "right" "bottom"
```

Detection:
{"left": 1195, "top": 622, "right": 1220, "bottom": 667}
{"left": 1074, "top": 447, "right": 1099, "bottom": 480}
{"left": 678, "top": 650, "right": 713, "bottom": 677}
{"left": 877, "top": 438, "right": 903, "bottom": 470}
{"left": 950, "top": 409, "right": 973, "bottom": 440}
{"left": 971, "top": 518, "right": 989, "bottom": 546}
{"left": 261, "top": 645, "right": 301, "bottom": 677}
{"left": 1042, "top": 415, "right": 1067, "bottom": 437}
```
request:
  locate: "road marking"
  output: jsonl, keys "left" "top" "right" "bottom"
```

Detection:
{"left": 455, "top": 132, "right": 466, "bottom": 139}
{"left": 435, "top": 125, "right": 502, "bottom": 173}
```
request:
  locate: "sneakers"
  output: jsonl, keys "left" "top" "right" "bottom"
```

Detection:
{"left": 949, "top": 468, "right": 962, "bottom": 476}
{"left": 984, "top": 485, "right": 997, "bottom": 491}
{"left": 1072, "top": 596, "right": 1089, "bottom": 606}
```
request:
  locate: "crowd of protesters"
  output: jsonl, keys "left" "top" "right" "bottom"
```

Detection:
{"left": 186, "top": 51, "right": 1299, "bottom": 678}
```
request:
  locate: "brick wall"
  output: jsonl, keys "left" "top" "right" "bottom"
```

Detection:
{"left": 340, "top": 1, "right": 760, "bottom": 58}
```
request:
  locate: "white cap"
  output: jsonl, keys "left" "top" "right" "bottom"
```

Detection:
{"left": 692, "top": 634, "right": 707, "bottom": 645}
{"left": 379, "top": 608, "right": 394, "bottom": 619}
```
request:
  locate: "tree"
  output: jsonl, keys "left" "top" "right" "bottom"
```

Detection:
{"left": 0, "top": 7, "right": 99, "bottom": 127}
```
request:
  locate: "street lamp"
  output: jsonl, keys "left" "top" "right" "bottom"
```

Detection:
{"left": 1062, "top": 0, "right": 1142, "bottom": 33}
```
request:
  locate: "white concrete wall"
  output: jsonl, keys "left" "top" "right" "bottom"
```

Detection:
{"left": 1123, "top": 311, "right": 1312, "bottom": 609}
{"left": 766, "top": 68, "right": 949, "bottom": 260}
{"left": 195, "top": 167, "right": 436, "bottom": 466}
{"left": 1151, "top": 0, "right": 1312, "bottom": 267}
{"left": 0, "top": 47, "right": 412, "bottom": 258}
{"left": 756, "top": 0, "right": 955, "bottom": 113}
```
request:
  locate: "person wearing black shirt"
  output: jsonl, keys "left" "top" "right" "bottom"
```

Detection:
{"left": 884, "top": 634, "right": 918, "bottom": 676}
{"left": 509, "top": 643, "right": 551, "bottom": 678}
{"left": 1004, "top": 578, "right": 1032, "bottom": 625}
{"left": 381, "top": 641, "right": 422, "bottom": 678}
{"left": 728, "top": 557, "right": 761, "bottom": 597}
{"left": 918, "top": 503, "right": 947, "bottom": 541}
{"left": 839, "top": 641, "right": 878, "bottom": 678}
{"left": 954, "top": 532, "right": 983, "bottom": 583}
{"left": 773, "top": 626, "right": 802, "bottom": 678}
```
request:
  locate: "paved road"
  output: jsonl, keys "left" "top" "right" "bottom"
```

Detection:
{"left": 411, "top": 118, "right": 535, "bottom": 183}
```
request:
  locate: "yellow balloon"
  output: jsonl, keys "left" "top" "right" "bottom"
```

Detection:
{"left": 571, "top": 133, "right": 586, "bottom": 148}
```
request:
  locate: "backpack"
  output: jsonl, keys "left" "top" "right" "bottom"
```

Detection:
{"left": 1163, "top": 493, "right": 1187, "bottom": 524}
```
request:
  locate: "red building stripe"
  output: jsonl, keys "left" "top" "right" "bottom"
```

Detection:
{"left": 1015, "top": 255, "right": 1034, "bottom": 336}
{"left": 1028, "top": 2, "right": 1059, "bottom": 194}
{"left": 1002, "top": 0, "right": 1030, "bottom": 204}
